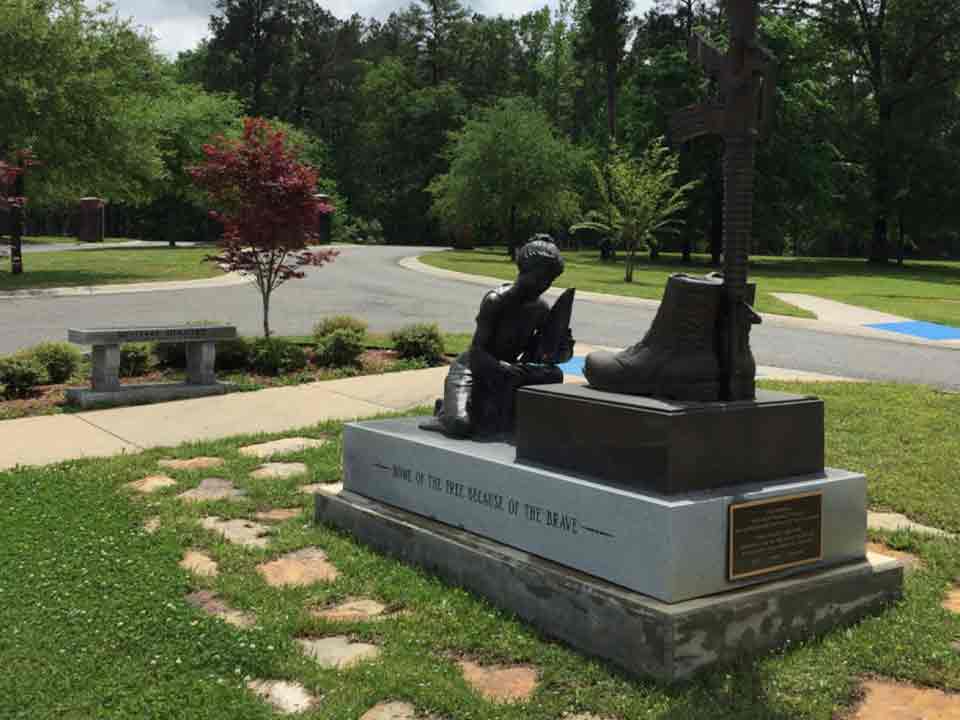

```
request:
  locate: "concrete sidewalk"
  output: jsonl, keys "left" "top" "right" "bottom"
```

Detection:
{"left": 0, "top": 366, "right": 448, "bottom": 471}
{"left": 0, "top": 354, "right": 860, "bottom": 472}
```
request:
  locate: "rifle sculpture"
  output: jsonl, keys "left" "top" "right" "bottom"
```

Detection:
{"left": 670, "top": 0, "right": 776, "bottom": 401}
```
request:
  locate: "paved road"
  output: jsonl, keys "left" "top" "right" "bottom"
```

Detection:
{"left": 1, "top": 245, "right": 957, "bottom": 389}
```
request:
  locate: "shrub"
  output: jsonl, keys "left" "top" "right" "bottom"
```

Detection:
{"left": 215, "top": 338, "right": 252, "bottom": 371}
{"left": 313, "top": 315, "right": 368, "bottom": 341}
{"left": 390, "top": 323, "right": 445, "bottom": 364}
{"left": 0, "top": 355, "right": 44, "bottom": 398}
{"left": 120, "top": 343, "right": 152, "bottom": 377}
{"left": 314, "top": 328, "right": 365, "bottom": 368}
{"left": 27, "top": 342, "right": 82, "bottom": 384}
{"left": 153, "top": 338, "right": 252, "bottom": 371}
{"left": 152, "top": 341, "right": 187, "bottom": 369}
{"left": 250, "top": 338, "right": 308, "bottom": 376}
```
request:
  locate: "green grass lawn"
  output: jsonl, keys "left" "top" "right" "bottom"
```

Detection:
{"left": 421, "top": 248, "right": 960, "bottom": 325}
{"left": 2, "top": 382, "right": 959, "bottom": 719}
{"left": 0, "top": 247, "right": 221, "bottom": 291}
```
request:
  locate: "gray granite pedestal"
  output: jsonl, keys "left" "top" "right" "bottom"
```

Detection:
{"left": 316, "top": 417, "right": 904, "bottom": 680}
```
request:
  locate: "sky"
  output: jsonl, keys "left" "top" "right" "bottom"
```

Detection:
{"left": 88, "top": 0, "right": 657, "bottom": 58}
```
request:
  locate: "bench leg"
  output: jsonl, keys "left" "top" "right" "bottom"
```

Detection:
{"left": 186, "top": 342, "right": 217, "bottom": 385}
{"left": 91, "top": 345, "right": 121, "bottom": 392}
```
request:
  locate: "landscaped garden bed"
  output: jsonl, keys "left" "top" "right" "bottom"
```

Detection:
{"left": 0, "top": 320, "right": 471, "bottom": 421}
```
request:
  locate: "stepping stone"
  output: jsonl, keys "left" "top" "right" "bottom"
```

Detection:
{"left": 458, "top": 660, "right": 538, "bottom": 703}
{"left": 251, "top": 463, "right": 309, "bottom": 480}
{"left": 868, "top": 511, "right": 955, "bottom": 538}
{"left": 312, "top": 598, "right": 389, "bottom": 623}
{"left": 255, "top": 508, "right": 303, "bottom": 522}
{"left": 247, "top": 679, "right": 316, "bottom": 714}
{"left": 296, "top": 636, "right": 381, "bottom": 669}
{"left": 143, "top": 517, "right": 161, "bottom": 534}
{"left": 851, "top": 678, "right": 960, "bottom": 719}
{"left": 239, "top": 438, "right": 327, "bottom": 459}
{"left": 867, "top": 542, "right": 923, "bottom": 573}
{"left": 185, "top": 590, "right": 255, "bottom": 628}
{"left": 257, "top": 547, "right": 339, "bottom": 587}
{"left": 201, "top": 517, "right": 271, "bottom": 548}
{"left": 360, "top": 702, "right": 417, "bottom": 720}
{"left": 180, "top": 550, "right": 219, "bottom": 578}
{"left": 127, "top": 475, "right": 177, "bottom": 494}
{"left": 942, "top": 586, "right": 960, "bottom": 613}
{"left": 301, "top": 482, "right": 342, "bottom": 496}
{"left": 177, "top": 478, "right": 246, "bottom": 503}
{"left": 159, "top": 457, "right": 225, "bottom": 471}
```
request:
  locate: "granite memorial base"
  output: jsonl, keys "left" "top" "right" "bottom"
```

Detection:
{"left": 339, "top": 418, "right": 866, "bottom": 603}
{"left": 318, "top": 418, "right": 904, "bottom": 679}
{"left": 316, "top": 489, "right": 903, "bottom": 681}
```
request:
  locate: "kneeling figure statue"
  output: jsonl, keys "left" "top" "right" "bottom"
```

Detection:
{"left": 424, "top": 236, "right": 575, "bottom": 438}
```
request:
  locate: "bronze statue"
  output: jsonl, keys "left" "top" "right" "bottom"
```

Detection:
{"left": 424, "top": 236, "right": 575, "bottom": 438}
{"left": 586, "top": 0, "right": 774, "bottom": 402}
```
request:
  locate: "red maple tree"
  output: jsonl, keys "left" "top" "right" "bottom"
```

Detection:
{"left": 190, "top": 118, "right": 338, "bottom": 337}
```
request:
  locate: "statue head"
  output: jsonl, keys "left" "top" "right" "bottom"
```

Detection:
{"left": 515, "top": 236, "right": 564, "bottom": 300}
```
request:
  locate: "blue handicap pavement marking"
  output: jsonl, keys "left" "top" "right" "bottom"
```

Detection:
{"left": 559, "top": 356, "right": 586, "bottom": 377}
{"left": 867, "top": 321, "right": 960, "bottom": 341}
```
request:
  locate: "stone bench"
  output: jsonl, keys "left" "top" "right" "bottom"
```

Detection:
{"left": 66, "top": 325, "right": 237, "bottom": 409}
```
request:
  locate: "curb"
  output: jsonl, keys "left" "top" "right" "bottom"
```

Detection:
{"left": 0, "top": 272, "right": 250, "bottom": 300}
{"left": 400, "top": 255, "right": 960, "bottom": 352}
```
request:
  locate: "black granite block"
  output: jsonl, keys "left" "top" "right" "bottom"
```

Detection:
{"left": 514, "top": 384, "right": 824, "bottom": 494}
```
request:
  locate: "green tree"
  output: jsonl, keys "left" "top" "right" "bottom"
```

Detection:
{"left": 584, "top": 139, "right": 697, "bottom": 280}
{"left": 799, "top": 0, "right": 960, "bottom": 263}
{"left": 0, "top": 0, "right": 166, "bottom": 206}
{"left": 354, "top": 58, "right": 465, "bottom": 243}
{"left": 429, "top": 97, "right": 584, "bottom": 256}
{"left": 575, "top": 0, "right": 634, "bottom": 142}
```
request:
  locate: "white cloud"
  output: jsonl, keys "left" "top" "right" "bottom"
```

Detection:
{"left": 92, "top": 0, "right": 656, "bottom": 57}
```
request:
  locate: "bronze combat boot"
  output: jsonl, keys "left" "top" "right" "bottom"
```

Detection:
{"left": 584, "top": 274, "right": 723, "bottom": 401}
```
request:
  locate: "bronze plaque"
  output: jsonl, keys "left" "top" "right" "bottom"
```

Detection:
{"left": 728, "top": 492, "right": 823, "bottom": 581}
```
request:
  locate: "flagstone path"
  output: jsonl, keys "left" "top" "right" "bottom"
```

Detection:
{"left": 296, "top": 636, "right": 382, "bottom": 669}
{"left": 257, "top": 548, "right": 340, "bottom": 587}
{"left": 127, "top": 475, "right": 177, "bottom": 494}
{"left": 130, "top": 453, "right": 960, "bottom": 719}
{"left": 239, "top": 437, "right": 328, "bottom": 459}
{"left": 159, "top": 457, "right": 225, "bottom": 471}
{"left": 251, "top": 463, "right": 309, "bottom": 480}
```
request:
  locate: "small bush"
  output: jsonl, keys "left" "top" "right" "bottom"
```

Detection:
{"left": 250, "top": 338, "right": 308, "bottom": 376}
{"left": 313, "top": 315, "right": 368, "bottom": 341}
{"left": 120, "top": 343, "right": 152, "bottom": 377}
{"left": 152, "top": 342, "right": 187, "bottom": 369}
{"left": 0, "top": 355, "right": 45, "bottom": 398}
{"left": 215, "top": 338, "right": 252, "bottom": 371}
{"left": 315, "top": 328, "right": 365, "bottom": 368}
{"left": 390, "top": 323, "right": 445, "bottom": 364}
{"left": 27, "top": 342, "right": 82, "bottom": 384}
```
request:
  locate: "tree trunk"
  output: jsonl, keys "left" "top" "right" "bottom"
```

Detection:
{"left": 262, "top": 291, "right": 271, "bottom": 339}
{"left": 869, "top": 104, "right": 893, "bottom": 264}
{"left": 624, "top": 247, "right": 634, "bottom": 282}
{"left": 605, "top": 57, "right": 617, "bottom": 143}
{"left": 649, "top": 244, "right": 660, "bottom": 262}
{"left": 507, "top": 204, "right": 517, "bottom": 260}
{"left": 10, "top": 168, "right": 24, "bottom": 275}
{"left": 897, "top": 210, "right": 905, "bottom": 265}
